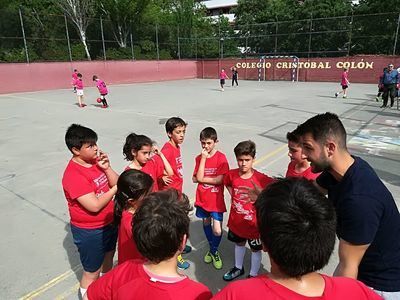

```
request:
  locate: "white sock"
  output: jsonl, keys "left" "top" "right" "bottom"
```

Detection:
{"left": 79, "top": 287, "right": 87, "bottom": 297}
{"left": 250, "top": 251, "right": 262, "bottom": 277}
{"left": 234, "top": 244, "right": 246, "bottom": 270}
{"left": 100, "top": 272, "right": 106, "bottom": 277}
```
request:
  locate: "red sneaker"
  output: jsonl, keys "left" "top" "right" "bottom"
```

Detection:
{"left": 102, "top": 105, "right": 108, "bottom": 108}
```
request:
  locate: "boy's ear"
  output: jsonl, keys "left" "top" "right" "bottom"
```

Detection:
{"left": 179, "top": 234, "right": 188, "bottom": 253}
{"left": 167, "top": 132, "right": 172, "bottom": 138}
{"left": 71, "top": 147, "right": 81, "bottom": 156}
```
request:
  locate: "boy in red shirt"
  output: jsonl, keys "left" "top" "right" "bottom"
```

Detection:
{"left": 213, "top": 178, "right": 381, "bottom": 300}
{"left": 223, "top": 141, "right": 274, "bottom": 281}
{"left": 193, "top": 127, "right": 229, "bottom": 270}
{"left": 219, "top": 68, "right": 229, "bottom": 91}
{"left": 160, "top": 116, "right": 191, "bottom": 269}
{"left": 62, "top": 124, "right": 119, "bottom": 298}
{"left": 335, "top": 67, "right": 350, "bottom": 99}
{"left": 84, "top": 190, "right": 212, "bottom": 300}
{"left": 285, "top": 129, "right": 320, "bottom": 180}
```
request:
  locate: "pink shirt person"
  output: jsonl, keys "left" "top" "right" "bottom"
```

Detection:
{"left": 341, "top": 70, "right": 349, "bottom": 86}
{"left": 95, "top": 79, "right": 108, "bottom": 95}
{"left": 220, "top": 70, "right": 228, "bottom": 80}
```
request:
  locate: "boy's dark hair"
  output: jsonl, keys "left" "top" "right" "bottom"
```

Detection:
{"left": 73, "top": 69, "right": 77, "bottom": 72}
{"left": 133, "top": 189, "right": 192, "bottom": 263}
{"left": 77, "top": 73, "right": 82, "bottom": 78}
{"left": 200, "top": 127, "right": 218, "bottom": 141}
{"left": 234, "top": 140, "right": 256, "bottom": 158}
{"left": 113, "top": 169, "right": 153, "bottom": 227}
{"left": 286, "top": 127, "right": 300, "bottom": 143}
{"left": 165, "top": 117, "right": 187, "bottom": 134}
{"left": 255, "top": 178, "right": 336, "bottom": 278}
{"left": 123, "top": 133, "right": 153, "bottom": 161}
{"left": 65, "top": 124, "right": 97, "bottom": 153}
{"left": 92, "top": 75, "right": 98, "bottom": 81}
{"left": 296, "top": 112, "right": 347, "bottom": 149}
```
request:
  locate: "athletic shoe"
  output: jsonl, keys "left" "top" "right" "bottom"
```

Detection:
{"left": 221, "top": 88, "right": 224, "bottom": 92}
{"left": 223, "top": 266, "right": 244, "bottom": 281}
{"left": 335, "top": 92, "right": 338, "bottom": 98}
{"left": 211, "top": 251, "right": 223, "bottom": 270}
{"left": 375, "top": 97, "right": 380, "bottom": 102}
{"left": 182, "top": 245, "right": 192, "bottom": 254}
{"left": 380, "top": 105, "right": 387, "bottom": 108}
{"left": 343, "top": 95, "right": 347, "bottom": 99}
{"left": 177, "top": 254, "right": 190, "bottom": 270}
{"left": 204, "top": 251, "right": 212, "bottom": 264}
{"left": 102, "top": 105, "right": 108, "bottom": 108}
{"left": 247, "top": 274, "right": 256, "bottom": 278}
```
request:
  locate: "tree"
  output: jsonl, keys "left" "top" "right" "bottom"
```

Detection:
{"left": 56, "top": 0, "right": 95, "bottom": 60}
{"left": 98, "top": 0, "right": 150, "bottom": 48}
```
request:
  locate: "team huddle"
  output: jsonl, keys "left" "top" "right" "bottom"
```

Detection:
{"left": 62, "top": 113, "right": 400, "bottom": 300}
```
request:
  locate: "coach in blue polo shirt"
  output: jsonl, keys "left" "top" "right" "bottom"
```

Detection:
{"left": 298, "top": 112, "right": 400, "bottom": 299}
{"left": 380, "top": 63, "right": 399, "bottom": 108}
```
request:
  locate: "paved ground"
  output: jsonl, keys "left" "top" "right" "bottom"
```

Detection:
{"left": 0, "top": 79, "right": 399, "bottom": 299}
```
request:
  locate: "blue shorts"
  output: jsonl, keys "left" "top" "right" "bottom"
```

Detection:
{"left": 195, "top": 206, "right": 223, "bottom": 221}
{"left": 71, "top": 223, "right": 118, "bottom": 272}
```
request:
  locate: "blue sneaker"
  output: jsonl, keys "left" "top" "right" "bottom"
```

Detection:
{"left": 182, "top": 245, "right": 192, "bottom": 254}
{"left": 223, "top": 266, "right": 244, "bottom": 281}
{"left": 177, "top": 254, "right": 190, "bottom": 270}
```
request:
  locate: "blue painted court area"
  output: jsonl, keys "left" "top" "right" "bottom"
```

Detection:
{"left": 0, "top": 79, "right": 399, "bottom": 299}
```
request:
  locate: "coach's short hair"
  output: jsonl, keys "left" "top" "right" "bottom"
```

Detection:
{"left": 255, "top": 178, "right": 336, "bottom": 277}
{"left": 133, "top": 189, "right": 192, "bottom": 263}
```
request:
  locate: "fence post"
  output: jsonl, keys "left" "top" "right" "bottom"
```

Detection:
{"left": 308, "top": 14, "right": 313, "bottom": 58}
{"left": 393, "top": 13, "right": 400, "bottom": 55}
{"left": 177, "top": 25, "right": 181, "bottom": 60}
{"left": 195, "top": 30, "right": 198, "bottom": 60}
{"left": 155, "top": 24, "right": 160, "bottom": 60}
{"left": 64, "top": 14, "right": 73, "bottom": 62}
{"left": 275, "top": 19, "right": 278, "bottom": 54}
{"left": 18, "top": 8, "right": 29, "bottom": 64}
{"left": 130, "top": 21, "right": 134, "bottom": 60}
{"left": 100, "top": 17, "right": 107, "bottom": 61}
{"left": 347, "top": 13, "right": 354, "bottom": 56}
{"left": 245, "top": 35, "right": 248, "bottom": 58}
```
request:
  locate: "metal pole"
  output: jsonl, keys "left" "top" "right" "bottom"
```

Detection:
{"left": 275, "top": 20, "right": 278, "bottom": 54}
{"left": 155, "top": 24, "right": 160, "bottom": 60}
{"left": 221, "top": 38, "right": 224, "bottom": 59}
{"left": 177, "top": 25, "right": 181, "bottom": 60}
{"left": 64, "top": 14, "right": 73, "bottom": 62}
{"left": 195, "top": 31, "right": 198, "bottom": 60}
{"left": 18, "top": 8, "right": 29, "bottom": 63}
{"left": 393, "top": 13, "right": 400, "bottom": 55}
{"left": 308, "top": 14, "right": 313, "bottom": 58}
{"left": 130, "top": 33, "right": 134, "bottom": 60}
{"left": 347, "top": 13, "right": 354, "bottom": 57}
{"left": 245, "top": 36, "right": 248, "bottom": 58}
{"left": 100, "top": 17, "right": 106, "bottom": 61}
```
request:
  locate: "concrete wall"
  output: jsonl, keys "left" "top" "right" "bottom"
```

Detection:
{"left": 198, "top": 56, "right": 400, "bottom": 84}
{"left": 0, "top": 60, "right": 197, "bottom": 94}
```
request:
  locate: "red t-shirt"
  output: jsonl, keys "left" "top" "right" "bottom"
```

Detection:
{"left": 125, "top": 155, "right": 164, "bottom": 192}
{"left": 62, "top": 160, "right": 114, "bottom": 229}
{"left": 160, "top": 142, "right": 183, "bottom": 193}
{"left": 224, "top": 169, "right": 274, "bottom": 239}
{"left": 212, "top": 274, "right": 382, "bottom": 300}
{"left": 87, "top": 260, "right": 212, "bottom": 300}
{"left": 193, "top": 151, "right": 229, "bottom": 213}
{"left": 118, "top": 211, "right": 144, "bottom": 265}
{"left": 285, "top": 161, "right": 320, "bottom": 181}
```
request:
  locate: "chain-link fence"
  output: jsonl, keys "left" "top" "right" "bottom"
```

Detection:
{"left": 1, "top": 8, "right": 400, "bottom": 63}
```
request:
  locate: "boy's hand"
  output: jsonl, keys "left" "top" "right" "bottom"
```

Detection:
{"left": 161, "top": 175, "right": 173, "bottom": 186}
{"left": 152, "top": 145, "right": 160, "bottom": 155}
{"left": 201, "top": 148, "right": 209, "bottom": 159}
{"left": 238, "top": 180, "right": 262, "bottom": 203}
{"left": 97, "top": 150, "right": 110, "bottom": 170}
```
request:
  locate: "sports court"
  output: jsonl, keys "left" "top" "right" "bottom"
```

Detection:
{"left": 0, "top": 79, "right": 399, "bottom": 299}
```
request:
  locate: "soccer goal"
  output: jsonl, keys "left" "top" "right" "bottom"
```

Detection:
{"left": 257, "top": 55, "right": 299, "bottom": 82}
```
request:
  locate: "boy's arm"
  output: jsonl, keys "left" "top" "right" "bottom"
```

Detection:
{"left": 77, "top": 185, "right": 117, "bottom": 213}
{"left": 195, "top": 150, "right": 224, "bottom": 185}
{"left": 153, "top": 145, "right": 174, "bottom": 176}
{"left": 97, "top": 151, "right": 119, "bottom": 186}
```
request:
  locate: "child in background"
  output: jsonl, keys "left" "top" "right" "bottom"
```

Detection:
{"left": 231, "top": 66, "right": 238, "bottom": 87}
{"left": 376, "top": 68, "right": 387, "bottom": 102}
{"left": 213, "top": 178, "right": 381, "bottom": 300}
{"left": 85, "top": 190, "right": 212, "bottom": 300}
{"left": 62, "top": 124, "right": 119, "bottom": 298}
{"left": 193, "top": 127, "right": 229, "bottom": 270}
{"left": 72, "top": 69, "right": 78, "bottom": 93}
{"left": 93, "top": 75, "right": 109, "bottom": 108}
{"left": 123, "top": 133, "right": 173, "bottom": 192}
{"left": 335, "top": 68, "right": 350, "bottom": 99}
{"left": 75, "top": 73, "right": 86, "bottom": 107}
{"left": 285, "top": 129, "right": 320, "bottom": 180}
{"left": 113, "top": 169, "right": 153, "bottom": 265}
{"left": 223, "top": 141, "right": 274, "bottom": 281}
{"left": 160, "top": 117, "right": 192, "bottom": 269}
{"left": 220, "top": 68, "right": 229, "bottom": 91}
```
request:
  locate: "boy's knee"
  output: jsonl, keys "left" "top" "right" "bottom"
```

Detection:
{"left": 213, "top": 228, "right": 222, "bottom": 236}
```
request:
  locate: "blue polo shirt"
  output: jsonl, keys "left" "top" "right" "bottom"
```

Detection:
{"left": 317, "top": 156, "right": 400, "bottom": 292}
{"left": 381, "top": 69, "right": 399, "bottom": 85}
